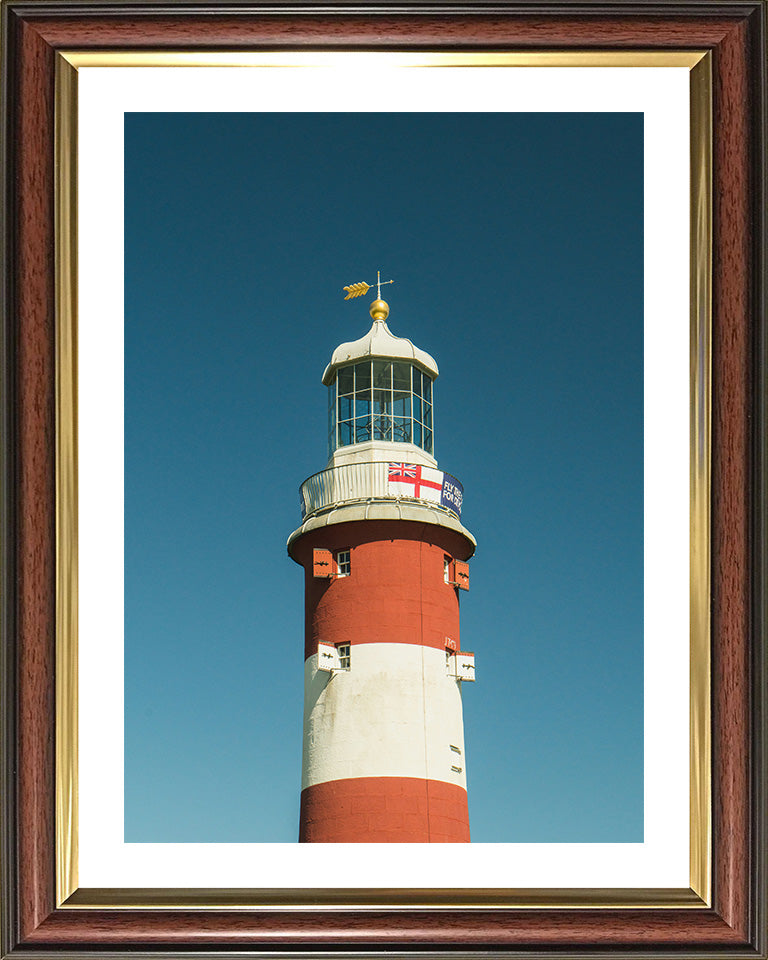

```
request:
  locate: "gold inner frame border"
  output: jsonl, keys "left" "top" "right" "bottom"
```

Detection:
{"left": 54, "top": 49, "right": 712, "bottom": 911}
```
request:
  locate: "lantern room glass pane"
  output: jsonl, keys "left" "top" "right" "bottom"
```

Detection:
{"left": 373, "top": 360, "right": 392, "bottom": 390}
{"left": 373, "top": 389, "right": 390, "bottom": 415}
{"left": 339, "top": 421, "right": 353, "bottom": 446}
{"left": 354, "top": 361, "right": 371, "bottom": 392}
{"left": 373, "top": 415, "right": 392, "bottom": 441}
{"left": 327, "top": 384, "right": 337, "bottom": 455}
{"left": 392, "top": 362, "right": 411, "bottom": 391}
{"left": 423, "top": 401, "right": 432, "bottom": 431}
{"left": 424, "top": 427, "right": 433, "bottom": 454}
{"left": 355, "top": 391, "right": 371, "bottom": 417}
{"left": 338, "top": 367, "right": 354, "bottom": 395}
{"left": 413, "top": 420, "right": 422, "bottom": 446}
{"left": 393, "top": 392, "right": 410, "bottom": 418}
{"left": 354, "top": 417, "right": 371, "bottom": 443}
{"left": 393, "top": 417, "right": 411, "bottom": 442}
{"left": 339, "top": 394, "right": 353, "bottom": 421}
{"left": 422, "top": 374, "right": 432, "bottom": 404}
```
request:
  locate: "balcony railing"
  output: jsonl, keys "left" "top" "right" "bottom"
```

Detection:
{"left": 299, "top": 461, "right": 464, "bottom": 521}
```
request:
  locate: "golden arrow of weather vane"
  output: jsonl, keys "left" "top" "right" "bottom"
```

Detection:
{"left": 343, "top": 282, "right": 371, "bottom": 300}
{"left": 343, "top": 271, "right": 394, "bottom": 300}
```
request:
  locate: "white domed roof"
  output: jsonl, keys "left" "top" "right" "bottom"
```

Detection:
{"left": 321, "top": 319, "right": 439, "bottom": 385}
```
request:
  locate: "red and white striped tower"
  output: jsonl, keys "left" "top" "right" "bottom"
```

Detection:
{"left": 288, "top": 282, "right": 476, "bottom": 842}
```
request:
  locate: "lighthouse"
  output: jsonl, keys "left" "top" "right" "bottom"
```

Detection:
{"left": 287, "top": 276, "right": 476, "bottom": 842}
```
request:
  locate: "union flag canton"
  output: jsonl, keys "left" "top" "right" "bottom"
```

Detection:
{"left": 388, "top": 463, "right": 418, "bottom": 481}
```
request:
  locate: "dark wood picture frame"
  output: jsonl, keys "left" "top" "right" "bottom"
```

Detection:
{"left": 1, "top": 1, "right": 766, "bottom": 956}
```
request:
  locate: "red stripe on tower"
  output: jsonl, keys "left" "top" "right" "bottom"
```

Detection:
{"left": 300, "top": 777, "right": 470, "bottom": 843}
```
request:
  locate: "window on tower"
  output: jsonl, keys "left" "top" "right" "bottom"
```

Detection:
{"left": 336, "top": 549, "right": 351, "bottom": 577}
{"left": 328, "top": 360, "right": 434, "bottom": 457}
{"left": 336, "top": 643, "right": 351, "bottom": 670}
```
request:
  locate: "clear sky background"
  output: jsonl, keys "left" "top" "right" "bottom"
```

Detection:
{"left": 124, "top": 111, "right": 643, "bottom": 843}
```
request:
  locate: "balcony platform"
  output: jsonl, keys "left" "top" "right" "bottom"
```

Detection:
{"left": 287, "top": 462, "right": 475, "bottom": 557}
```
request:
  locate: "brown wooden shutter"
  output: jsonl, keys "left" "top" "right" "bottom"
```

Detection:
{"left": 313, "top": 548, "right": 335, "bottom": 578}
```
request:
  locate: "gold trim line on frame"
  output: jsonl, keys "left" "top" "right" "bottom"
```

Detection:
{"left": 60, "top": 50, "right": 708, "bottom": 69}
{"left": 54, "top": 51, "right": 80, "bottom": 906}
{"left": 688, "top": 51, "right": 713, "bottom": 907}
{"left": 54, "top": 47, "right": 713, "bottom": 913}
{"left": 63, "top": 887, "right": 708, "bottom": 911}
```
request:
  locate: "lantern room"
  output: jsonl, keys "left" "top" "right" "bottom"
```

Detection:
{"left": 322, "top": 297, "right": 439, "bottom": 468}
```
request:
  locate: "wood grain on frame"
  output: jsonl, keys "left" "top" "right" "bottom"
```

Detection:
{"left": 3, "top": 3, "right": 764, "bottom": 955}
{"left": 13, "top": 12, "right": 57, "bottom": 946}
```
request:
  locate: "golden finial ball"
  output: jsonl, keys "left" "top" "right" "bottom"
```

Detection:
{"left": 370, "top": 298, "right": 390, "bottom": 321}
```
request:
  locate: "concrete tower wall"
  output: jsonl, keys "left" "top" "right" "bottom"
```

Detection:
{"left": 294, "top": 520, "right": 472, "bottom": 660}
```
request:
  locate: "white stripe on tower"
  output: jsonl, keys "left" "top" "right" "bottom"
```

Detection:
{"left": 302, "top": 643, "right": 467, "bottom": 790}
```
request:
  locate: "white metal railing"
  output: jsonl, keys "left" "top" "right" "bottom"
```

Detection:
{"left": 299, "top": 461, "right": 462, "bottom": 521}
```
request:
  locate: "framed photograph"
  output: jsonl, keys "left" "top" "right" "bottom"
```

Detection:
{"left": 1, "top": 2, "right": 766, "bottom": 956}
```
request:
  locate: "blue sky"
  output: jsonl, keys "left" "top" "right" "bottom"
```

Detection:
{"left": 124, "top": 111, "right": 643, "bottom": 842}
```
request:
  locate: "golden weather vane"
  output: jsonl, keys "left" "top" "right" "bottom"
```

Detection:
{"left": 343, "top": 270, "right": 394, "bottom": 301}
